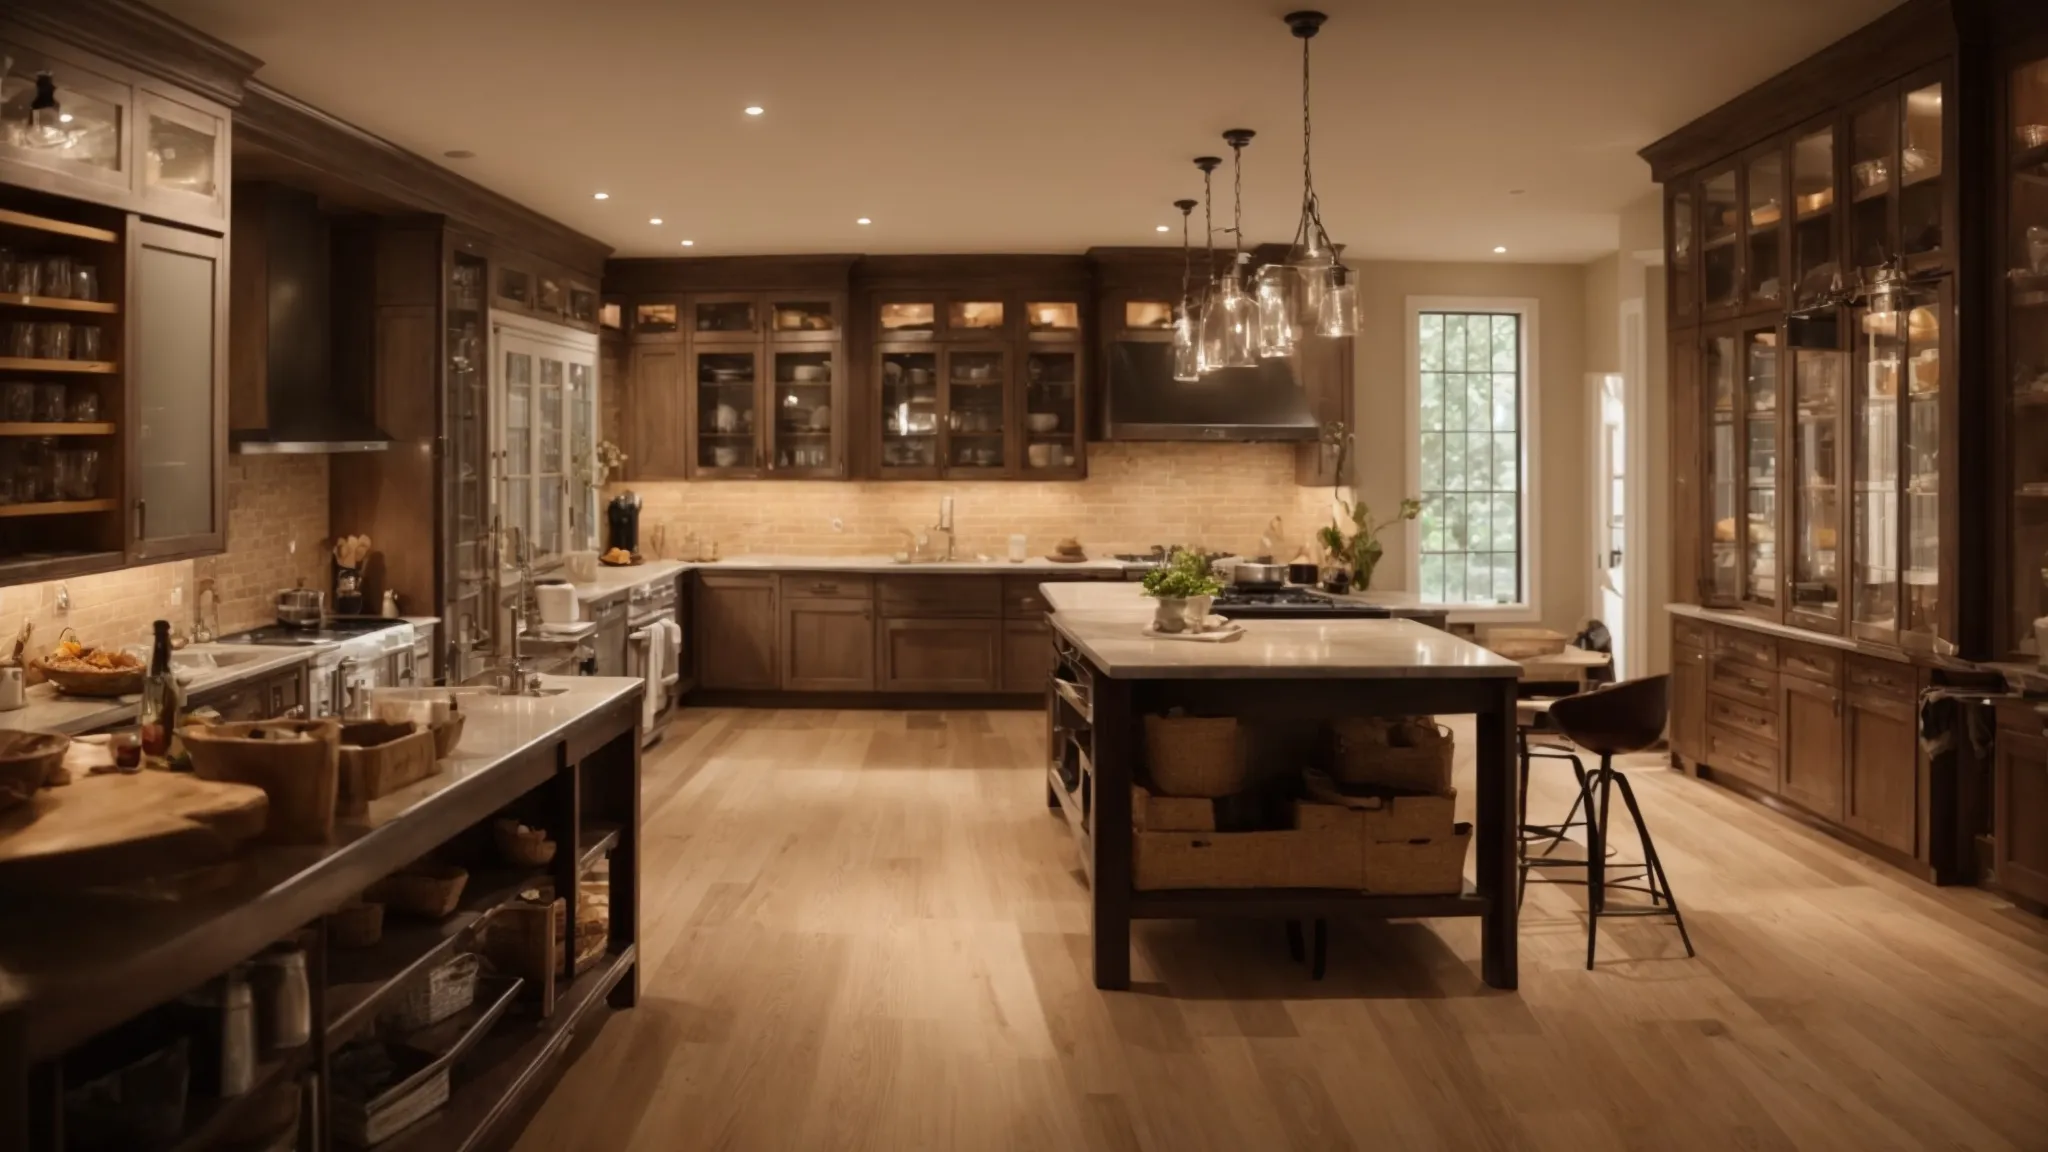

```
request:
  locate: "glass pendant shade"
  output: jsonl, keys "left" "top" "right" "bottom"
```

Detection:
{"left": 1253, "top": 264, "right": 1297, "bottom": 358}
{"left": 26, "top": 74, "right": 69, "bottom": 149}
{"left": 1313, "top": 264, "right": 1359, "bottom": 338}
{"left": 1171, "top": 301, "right": 1202, "bottom": 381}
{"left": 1203, "top": 273, "right": 1260, "bottom": 370}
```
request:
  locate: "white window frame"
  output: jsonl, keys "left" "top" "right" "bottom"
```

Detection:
{"left": 1404, "top": 295, "right": 1542, "bottom": 624}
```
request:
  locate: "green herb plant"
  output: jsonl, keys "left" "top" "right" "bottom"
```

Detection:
{"left": 1317, "top": 497, "right": 1422, "bottom": 590}
{"left": 1139, "top": 549, "right": 1223, "bottom": 600}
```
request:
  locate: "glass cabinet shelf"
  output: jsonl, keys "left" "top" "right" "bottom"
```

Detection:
{"left": 2008, "top": 50, "right": 2048, "bottom": 656}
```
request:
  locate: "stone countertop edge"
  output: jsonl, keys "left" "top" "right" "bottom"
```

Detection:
{"left": 1667, "top": 602, "right": 1950, "bottom": 667}
{"left": 0, "top": 646, "right": 319, "bottom": 737}
{"left": 682, "top": 555, "right": 1129, "bottom": 576}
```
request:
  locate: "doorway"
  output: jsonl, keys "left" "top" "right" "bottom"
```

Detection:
{"left": 1589, "top": 301, "right": 1652, "bottom": 681}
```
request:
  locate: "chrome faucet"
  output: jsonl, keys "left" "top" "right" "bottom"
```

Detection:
{"left": 489, "top": 524, "right": 544, "bottom": 696}
{"left": 934, "top": 495, "right": 955, "bottom": 562}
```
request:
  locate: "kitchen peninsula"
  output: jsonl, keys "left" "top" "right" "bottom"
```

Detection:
{"left": 1038, "top": 581, "right": 1523, "bottom": 990}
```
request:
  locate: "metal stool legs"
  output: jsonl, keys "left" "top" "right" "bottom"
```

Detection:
{"left": 1583, "top": 753, "right": 1695, "bottom": 969}
{"left": 1285, "top": 918, "right": 1327, "bottom": 980}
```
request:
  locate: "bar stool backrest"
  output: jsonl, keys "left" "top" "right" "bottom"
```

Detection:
{"left": 1548, "top": 674, "right": 1668, "bottom": 756}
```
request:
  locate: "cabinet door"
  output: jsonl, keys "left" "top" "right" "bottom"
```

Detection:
{"left": 0, "top": 38, "right": 131, "bottom": 202}
{"left": 942, "top": 345, "right": 1010, "bottom": 477}
{"left": 690, "top": 345, "right": 764, "bottom": 477}
{"left": 1844, "top": 688, "right": 1917, "bottom": 855}
{"left": 692, "top": 294, "right": 761, "bottom": 342}
{"left": 1670, "top": 643, "right": 1708, "bottom": 761}
{"left": 627, "top": 345, "right": 684, "bottom": 479}
{"left": 1704, "top": 330, "right": 1739, "bottom": 603}
{"left": 1701, "top": 164, "right": 1741, "bottom": 315}
{"left": 497, "top": 337, "right": 535, "bottom": 551}
{"left": 631, "top": 300, "right": 681, "bottom": 343}
{"left": 493, "top": 262, "right": 534, "bottom": 314}
{"left": 535, "top": 353, "right": 566, "bottom": 562}
{"left": 567, "top": 359, "right": 598, "bottom": 552}
{"left": 1002, "top": 620, "right": 1056, "bottom": 693}
{"left": 876, "top": 346, "right": 940, "bottom": 478}
{"left": 767, "top": 296, "right": 841, "bottom": 343}
{"left": 138, "top": 87, "right": 227, "bottom": 224}
{"left": 1897, "top": 74, "right": 1948, "bottom": 272}
{"left": 1993, "top": 707, "right": 2048, "bottom": 905}
{"left": 127, "top": 221, "right": 225, "bottom": 561}
{"left": 1787, "top": 309, "right": 1846, "bottom": 631}
{"left": 878, "top": 617, "right": 999, "bottom": 692}
{"left": 1669, "top": 182, "right": 1698, "bottom": 324}
{"left": 1780, "top": 675, "right": 1845, "bottom": 819}
{"left": 1743, "top": 141, "right": 1787, "bottom": 313}
{"left": 1738, "top": 323, "right": 1782, "bottom": 615}
{"left": 2005, "top": 48, "right": 2048, "bottom": 660}
{"left": 1021, "top": 346, "right": 1083, "bottom": 478}
{"left": 1670, "top": 330, "right": 1701, "bottom": 602}
{"left": 1790, "top": 121, "right": 1841, "bottom": 310}
{"left": 767, "top": 345, "right": 843, "bottom": 477}
{"left": 781, "top": 596, "right": 874, "bottom": 691}
{"left": 697, "top": 576, "right": 778, "bottom": 690}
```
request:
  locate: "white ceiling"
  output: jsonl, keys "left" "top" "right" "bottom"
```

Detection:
{"left": 154, "top": 0, "right": 1899, "bottom": 262}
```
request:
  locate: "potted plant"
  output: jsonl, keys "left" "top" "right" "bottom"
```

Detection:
{"left": 1140, "top": 550, "right": 1223, "bottom": 633}
{"left": 1318, "top": 496, "right": 1421, "bottom": 592}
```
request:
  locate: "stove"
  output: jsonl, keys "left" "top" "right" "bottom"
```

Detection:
{"left": 215, "top": 618, "right": 417, "bottom": 716}
{"left": 1212, "top": 588, "right": 1392, "bottom": 619}
{"left": 218, "top": 619, "right": 399, "bottom": 647}
{"left": 1115, "top": 547, "right": 1235, "bottom": 580}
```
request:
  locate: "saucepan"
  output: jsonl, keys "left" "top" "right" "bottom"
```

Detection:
{"left": 1230, "top": 561, "right": 1288, "bottom": 591}
{"left": 276, "top": 587, "right": 326, "bottom": 628}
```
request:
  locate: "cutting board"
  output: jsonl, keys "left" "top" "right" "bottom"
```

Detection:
{"left": 0, "top": 744, "right": 269, "bottom": 885}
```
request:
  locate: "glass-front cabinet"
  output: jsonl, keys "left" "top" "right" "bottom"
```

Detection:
{"left": 0, "top": 39, "right": 130, "bottom": 200}
{"left": 1023, "top": 347, "right": 1084, "bottom": 477}
{"left": 1744, "top": 144, "right": 1785, "bottom": 312}
{"left": 1740, "top": 324, "right": 1781, "bottom": 612}
{"left": 1900, "top": 79, "right": 1948, "bottom": 266}
{"left": 691, "top": 347, "right": 761, "bottom": 476}
{"left": 1792, "top": 124, "right": 1840, "bottom": 308}
{"left": 676, "top": 290, "right": 846, "bottom": 479}
{"left": 1669, "top": 185, "right": 1698, "bottom": 323}
{"left": 138, "top": 88, "right": 225, "bottom": 221}
{"left": 769, "top": 346, "right": 840, "bottom": 477}
{"left": 1848, "top": 75, "right": 1952, "bottom": 280}
{"left": 877, "top": 347, "right": 940, "bottom": 475}
{"left": 2005, "top": 48, "right": 2048, "bottom": 658}
{"left": 1702, "top": 165, "right": 1742, "bottom": 315}
{"left": 1787, "top": 312, "right": 1846, "bottom": 629}
{"left": 1849, "top": 283, "right": 1948, "bottom": 649}
{"left": 1705, "top": 331, "right": 1739, "bottom": 602}
{"left": 444, "top": 252, "right": 491, "bottom": 680}
{"left": 493, "top": 322, "right": 599, "bottom": 564}
{"left": 944, "top": 346, "right": 1008, "bottom": 475}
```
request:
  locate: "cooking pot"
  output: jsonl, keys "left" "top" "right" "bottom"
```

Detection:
{"left": 275, "top": 587, "right": 326, "bottom": 628}
{"left": 1287, "top": 561, "right": 1320, "bottom": 585}
{"left": 1231, "top": 561, "right": 1288, "bottom": 590}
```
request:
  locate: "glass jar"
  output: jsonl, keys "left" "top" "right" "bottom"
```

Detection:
{"left": 71, "top": 263, "right": 100, "bottom": 303}
{"left": 57, "top": 448, "right": 100, "bottom": 500}
{"left": 35, "top": 383, "right": 67, "bottom": 423}
{"left": 20, "top": 438, "right": 56, "bottom": 502}
{"left": 72, "top": 324, "right": 102, "bottom": 362}
{"left": 39, "top": 256, "right": 73, "bottom": 300}
{"left": 34, "top": 323, "right": 71, "bottom": 361}
{"left": 0, "top": 382, "right": 33, "bottom": 422}
{"left": 68, "top": 386, "right": 100, "bottom": 422}
{"left": 6, "top": 322, "right": 34, "bottom": 358}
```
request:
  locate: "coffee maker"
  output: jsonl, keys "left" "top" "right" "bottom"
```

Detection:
{"left": 606, "top": 491, "right": 642, "bottom": 553}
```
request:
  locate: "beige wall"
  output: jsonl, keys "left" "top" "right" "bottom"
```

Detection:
{"left": 1349, "top": 260, "right": 1591, "bottom": 634}
{"left": 1584, "top": 253, "right": 1622, "bottom": 377}
{"left": 0, "top": 455, "right": 330, "bottom": 658}
{"left": 621, "top": 443, "right": 1331, "bottom": 563}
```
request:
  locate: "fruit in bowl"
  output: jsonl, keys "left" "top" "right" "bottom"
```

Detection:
{"left": 601, "top": 547, "right": 637, "bottom": 566}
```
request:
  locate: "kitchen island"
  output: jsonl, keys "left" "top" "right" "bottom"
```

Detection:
{"left": 0, "top": 676, "right": 645, "bottom": 1152}
{"left": 1039, "top": 582, "right": 1524, "bottom": 990}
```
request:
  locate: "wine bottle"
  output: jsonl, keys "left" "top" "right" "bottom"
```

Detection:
{"left": 140, "top": 619, "right": 177, "bottom": 758}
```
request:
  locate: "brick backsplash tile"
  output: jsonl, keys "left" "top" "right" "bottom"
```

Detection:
{"left": 0, "top": 455, "right": 329, "bottom": 656}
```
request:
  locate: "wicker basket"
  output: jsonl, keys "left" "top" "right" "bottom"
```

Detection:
{"left": 365, "top": 862, "right": 469, "bottom": 918}
{"left": 0, "top": 729, "right": 66, "bottom": 812}
{"left": 384, "top": 951, "right": 480, "bottom": 1031}
{"left": 1484, "top": 627, "right": 1570, "bottom": 660}
{"left": 1330, "top": 717, "right": 1454, "bottom": 795}
{"left": 492, "top": 818, "right": 557, "bottom": 867}
{"left": 326, "top": 900, "right": 385, "bottom": 950}
{"left": 183, "top": 720, "right": 342, "bottom": 843}
{"left": 30, "top": 659, "right": 144, "bottom": 698}
{"left": 1142, "top": 715, "right": 1248, "bottom": 798}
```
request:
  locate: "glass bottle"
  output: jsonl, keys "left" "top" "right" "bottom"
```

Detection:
{"left": 139, "top": 619, "right": 177, "bottom": 757}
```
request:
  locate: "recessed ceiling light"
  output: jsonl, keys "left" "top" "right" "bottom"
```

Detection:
{"left": 1155, "top": 224, "right": 1170, "bottom": 232}
{"left": 649, "top": 217, "right": 663, "bottom": 225}
{"left": 1508, "top": 189, "right": 1525, "bottom": 196}
{"left": 744, "top": 106, "right": 765, "bottom": 116}
{"left": 443, "top": 149, "right": 475, "bottom": 160}
{"left": 856, "top": 217, "right": 872, "bottom": 225}
{"left": 1493, "top": 245, "right": 1508, "bottom": 254}
{"left": 57, "top": 112, "right": 74, "bottom": 124}
{"left": 593, "top": 191, "right": 609, "bottom": 200}
{"left": 680, "top": 240, "right": 695, "bottom": 247}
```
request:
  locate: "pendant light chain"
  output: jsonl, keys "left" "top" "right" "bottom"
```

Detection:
{"left": 1231, "top": 140, "right": 1244, "bottom": 261}
{"left": 1180, "top": 208, "right": 1193, "bottom": 304}
{"left": 1299, "top": 31, "right": 1314, "bottom": 248}
{"left": 1202, "top": 163, "right": 1216, "bottom": 283}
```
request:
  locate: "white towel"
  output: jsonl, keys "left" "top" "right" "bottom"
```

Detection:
{"left": 660, "top": 618, "right": 683, "bottom": 685}
{"left": 638, "top": 627, "right": 664, "bottom": 732}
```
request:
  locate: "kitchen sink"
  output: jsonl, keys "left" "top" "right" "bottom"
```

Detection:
{"left": 173, "top": 650, "right": 272, "bottom": 673}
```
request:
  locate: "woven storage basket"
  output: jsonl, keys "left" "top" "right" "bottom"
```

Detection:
{"left": 365, "top": 862, "right": 468, "bottom": 918}
{"left": 492, "top": 818, "right": 557, "bottom": 867}
{"left": 1329, "top": 717, "right": 1454, "bottom": 795}
{"left": 384, "top": 951, "right": 480, "bottom": 1031}
{"left": 326, "top": 899, "right": 385, "bottom": 949}
{"left": 1142, "top": 715, "right": 1248, "bottom": 798}
{"left": 429, "top": 712, "right": 467, "bottom": 759}
{"left": 183, "top": 720, "right": 341, "bottom": 843}
{"left": 0, "top": 730, "right": 66, "bottom": 812}
{"left": 30, "top": 659, "right": 143, "bottom": 697}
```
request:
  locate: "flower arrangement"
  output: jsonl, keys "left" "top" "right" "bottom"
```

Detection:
{"left": 593, "top": 439, "right": 629, "bottom": 485}
{"left": 1318, "top": 497, "right": 1421, "bottom": 591}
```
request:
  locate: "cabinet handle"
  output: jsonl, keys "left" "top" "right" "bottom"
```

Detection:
{"left": 134, "top": 498, "right": 146, "bottom": 539}
{"left": 1833, "top": 697, "right": 1842, "bottom": 718}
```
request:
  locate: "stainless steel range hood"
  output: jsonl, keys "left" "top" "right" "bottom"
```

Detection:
{"left": 229, "top": 183, "right": 392, "bottom": 454}
{"left": 1100, "top": 340, "right": 1319, "bottom": 441}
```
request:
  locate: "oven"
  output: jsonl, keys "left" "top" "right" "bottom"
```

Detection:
{"left": 625, "top": 577, "right": 680, "bottom": 745}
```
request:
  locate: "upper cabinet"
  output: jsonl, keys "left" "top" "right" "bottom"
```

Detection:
{"left": 1848, "top": 72, "right": 1951, "bottom": 279}
{"left": 1791, "top": 122, "right": 1841, "bottom": 310}
{"left": 672, "top": 290, "right": 848, "bottom": 479}
{"left": 1700, "top": 164, "right": 1742, "bottom": 317}
{"left": 2000, "top": 45, "right": 2048, "bottom": 661}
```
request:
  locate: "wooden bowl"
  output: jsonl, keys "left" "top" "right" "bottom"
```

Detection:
{"left": 0, "top": 730, "right": 66, "bottom": 812}
{"left": 31, "top": 659, "right": 144, "bottom": 698}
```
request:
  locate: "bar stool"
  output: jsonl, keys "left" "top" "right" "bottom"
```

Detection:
{"left": 1544, "top": 675, "right": 1696, "bottom": 969}
{"left": 1517, "top": 697, "right": 1594, "bottom": 910}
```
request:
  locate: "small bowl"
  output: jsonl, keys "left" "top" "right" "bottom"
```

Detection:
{"left": 791, "top": 364, "right": 827, "bottom": 382}
{"left": 1027, "top": 413, "right": 1059, "bottom": 432}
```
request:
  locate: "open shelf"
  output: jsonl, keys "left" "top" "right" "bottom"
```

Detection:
{"left": 0, "top": 499, "right": 118, "bottom": 519}
{"left": 0, "top": 294, "right": 117, "bottom": 315}
{"left": 166, "top": 1047, "right": 311, "bottom": 1152}
{"left": 0, "top": 206, "right": 119, "bottom": 244}
{"left": 0, "top": 357, "right": 116, "bottom": 374}
{"left": 0, "top": 422, "right": 116, "bottom": 436}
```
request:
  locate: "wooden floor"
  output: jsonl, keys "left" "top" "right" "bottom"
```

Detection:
{"left": 513, "top": 707, "right": 2048, "bottom": 1152}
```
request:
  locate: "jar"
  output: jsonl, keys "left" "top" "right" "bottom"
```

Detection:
{"left": 250, "top": 943, "right": 311, "bottom": 1049}
{"left": 35, "top": 383, "right": 68, "bottom": 423}
{"left": 71, "top": 263, "right": 100, "bottom": 302}
{"left": 34, "top": 322, "right": 71, "bottom": 361}
{"left": 68, "top": 386, "right": 100, "bottom": 422}
{"left": 0, "top": 381, "right": 32, "bottom": 421}
{"left": 4, "top": 256, "right": 36, "bottom": 297}
{"left": 72, "top": 324, "right": 102, "bottom": 362}
{"left": 5, "top": 321, "right": 33, "bottom": 358}
{"left": 58, "top": 449, "right": 100, "bottom": 501}
{"left": 39, "top": 255, "right": 73, "bottom": 300}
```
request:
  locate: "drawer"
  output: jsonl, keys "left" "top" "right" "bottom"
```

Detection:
{"left": 1709, "top": 655, "right": 1778, "bottom": 707}
{"left": 781, "top": 573, "right": 873, "bottom": 601}
{"left": 1846, "top": 656, "right": 1915, "bottom": 700}
{"left": 1996, "top": 700, "right": 2048, "bottom": 739}
{"left": 1708, "top": 725, "right": 1780, "bottom": 791}
{"left": 1709, "top": 694, "right": 1779, "bottom": 745}
{"left": 1780, "top": 642, "right": 1841, "bottom": 686}
{"left": 1003, "top": 575, "right": 1053, "bottom": 619}
{"left": 1713, "top": 628, "right": 1777, "bottom": 671}
{"left": 878, "top": 575, "right": 1001, "bottom": 617}
{"left": 1673, "top": 617, "right": 1712, "bottom": 650}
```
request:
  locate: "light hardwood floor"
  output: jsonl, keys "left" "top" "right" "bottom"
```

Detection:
{"left": 513, "top": 707, "right": 2048, "bottom": 1152}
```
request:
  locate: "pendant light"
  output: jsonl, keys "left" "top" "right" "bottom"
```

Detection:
{"left": 1171, "top": 197, "right": 1202, "bottom": 382}
{"left": 1193, "top": 155, "right": 1224, "bottom": 375}
{"left": 1199, "top": 129, "right": 1260, "bottom": 371}
{"left": 26, "top": 73, "right": 72, "bottom": 150}
{"left": 1282, "top": 11, "right": 1358, "bottom": 338}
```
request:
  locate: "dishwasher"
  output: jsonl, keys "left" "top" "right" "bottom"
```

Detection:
{"left": 591, "top": 594, "right": 629, "bottom": 678}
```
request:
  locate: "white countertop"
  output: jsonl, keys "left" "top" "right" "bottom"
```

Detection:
{"left": 0, "top": 645, "right": 318, "bottom": 737}
{"left": 1041, "top": 582, "right": 1519, "bottom": 680}
{"left": 1667, "top": 602, "right": 1923, "bottom": 664}
{"left": 691, "top": 554, "right": 1128, "bottom": 576}
{"left": 568, "top": 559, "right": 689, "bottom": 604}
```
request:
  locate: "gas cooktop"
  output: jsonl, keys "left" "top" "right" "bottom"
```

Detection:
{"left": 1212, "top": 588, "right": 1392, "bottom": 619}
{"left": 218, "top": 619, "right": 406, "bottom": 646}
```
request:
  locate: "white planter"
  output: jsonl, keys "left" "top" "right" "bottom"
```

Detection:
{"left": 1182, "top": 594, "right": 1215, "bottom": 632}
{"left": 1152, "top": 597, "right": 1189, "bottom": 633}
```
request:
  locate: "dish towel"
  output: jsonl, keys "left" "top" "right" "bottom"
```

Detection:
{"left": 638, "top": 627, "right": 665, "bottom": 732}
{"left": 660, "top": 618, "right": 683, "bottom": 686}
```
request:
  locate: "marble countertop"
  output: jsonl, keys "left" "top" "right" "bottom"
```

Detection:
{"left": 0, "top": 645, "right": 319, "bottom": 736}
{"left": 1041, "top": 582, "right": 1519, "bottom": 680}
{"left": 691, "top": 554, "right": 1128, "bottom": 576}
{"left": 1667, "top": 603, "right": 1926, "bottom": 665}
{"left": 568, "top": 559, "right": 689, "bottom": 603}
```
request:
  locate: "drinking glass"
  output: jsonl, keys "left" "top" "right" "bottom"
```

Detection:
{"left": 6, "top": 259, "right": 38, "bottom": 297}
{"left": 39, "top": 256, "right": 73, "bottom": 300}
{"left": 35, "top": 383, "right": 68, "bottom": 423}
{"left": 6, "top": 322, "right": 34, "bottom": 358}
{"left": 58, "top": 448, "right": 100, "bottom": 500}
{"left": 72, "top": 324, "right": 102, "bottom": 361}
{"left": 34, "top": 323, "right": 71, "bottom": 361}
{"left": 0, "top": 382, "right": 32, "bottom": 421}
{"left": 71, "top": 263, "right": 99, "bottom": 302}
{"left": 68, "top": 386, "right": 100, "bottom": 422}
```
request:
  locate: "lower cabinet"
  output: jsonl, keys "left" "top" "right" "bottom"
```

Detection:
{"left": 1843, "top": 677, "right": 1919, "bottom": 857}
{"left": 1001, "top": 620, "right": 1055, "bottom": 694}
{"left": 1993, "top": 702, "right": 2048, "bottom": 905}
{"left": 194, "top": 664, "right": 306, "bottom": 722}
{"left": 697, "top": 574, "right": 779, "bottom": 690}
{"left": 781, "top": 596, "right": 874, "bottom": 691}
{"left": 1779, "top": 674, "right": 1845, "bottom": 820}
{"left": 1669, "top": 644, "right": 1708, "bottom": 762}
{"left": 878, "top": 617, "right": 999, "bottom": 692}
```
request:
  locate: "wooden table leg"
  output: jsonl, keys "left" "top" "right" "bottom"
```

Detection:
{"left": 1476, "top": 679, "right": 1520, "bottom": 989}
{"left": 1090, "top": 677, "right": 1133, "bottom": 990}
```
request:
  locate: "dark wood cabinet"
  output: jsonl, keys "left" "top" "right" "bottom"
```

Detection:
{"left": 626, "top": 345, "right": 685, "bottom": 480}
{"left": 1780, "top": 673, "right": 1845, "bottom": 819}
{"left": 1670, "top": 644, "right": 1708, "bottom": 762}
{"left": 878, "top": 618, "right": 999, "bottom": 692}
{"left": 1001, "top": 620, "right": 1055, "bottom": 694}
{"left": 781, "top": 596, "right": 874, "bottom": 692}
{"left": 1993, "top": 701, "right": 2048, "bottom": 905}
{"left": 1843, "top": 660, "right": 1918, "bottom": 856}
{"left": 126, "top": 220, "right": 227, "bottom": 562}
{"left": 696, "top": 574, "right": 779, "bottom": 690}
{"left": 194, "top": 663, "right": 308, "bottom": 722}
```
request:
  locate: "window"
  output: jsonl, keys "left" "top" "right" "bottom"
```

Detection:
{"left": 1407, "top": 297, "right": 1540, "bottom": 617}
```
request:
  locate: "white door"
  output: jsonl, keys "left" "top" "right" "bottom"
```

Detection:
{"left": 1594, "top": 372, "right": 1628, "bottom": 679}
